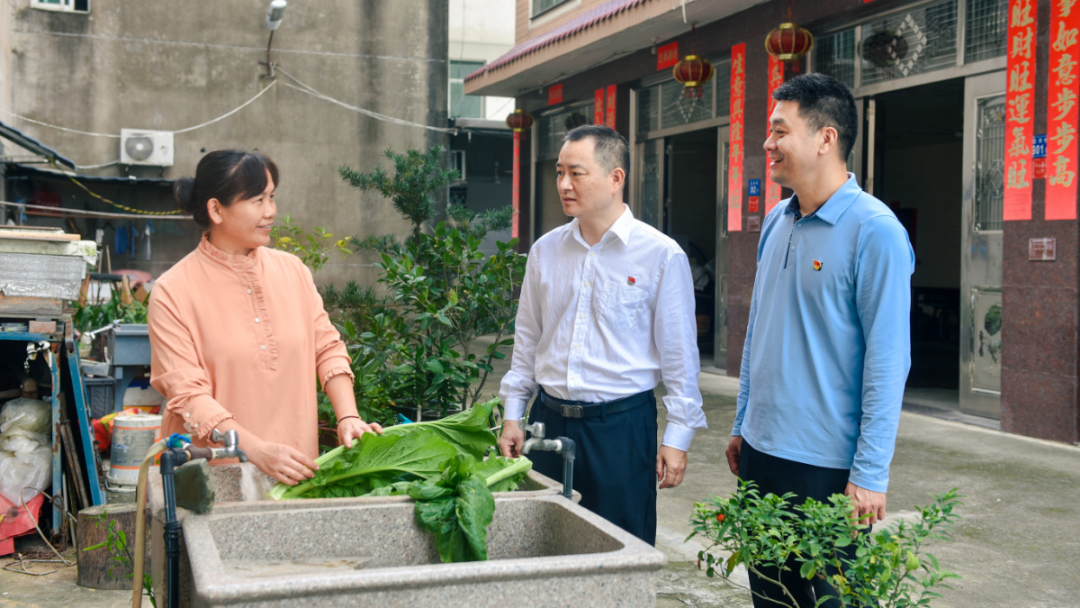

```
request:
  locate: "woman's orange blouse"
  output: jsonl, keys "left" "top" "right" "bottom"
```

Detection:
{"left": 148, "top": 235, "right": 353, "bottom": 460}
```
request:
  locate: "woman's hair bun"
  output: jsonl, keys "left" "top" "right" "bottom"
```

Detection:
{"left": 173, "top": 176, "right": 197, "bottom": 215}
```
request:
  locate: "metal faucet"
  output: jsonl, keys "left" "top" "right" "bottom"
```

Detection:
{"left": 520, "top": 421, "right": 576, "bottom": 500}
{"left": 209, "top": 428, "right": 248, "bottom": 463}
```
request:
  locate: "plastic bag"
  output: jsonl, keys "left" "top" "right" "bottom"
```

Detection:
{"left": 0, "top": 430, "right": 49, "bottom": 456}
{"left": 0, "top": 398, "right": 51, "bottom": 435}
{"left": 0, "top": 445, "right": 52, "bottom": 504}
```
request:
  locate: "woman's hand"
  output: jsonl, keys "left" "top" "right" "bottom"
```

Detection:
{"left": 247, "top": 439, "right": 319, "bottom": 486}
{"left": 337, "top": 417, "right": 383, "bottom": 448}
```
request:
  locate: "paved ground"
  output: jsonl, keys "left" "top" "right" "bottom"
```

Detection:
{"left": 3, "top": 344, "right": 1079, "bottom": 607}
{"left": 654, "top": 372, "right": 1080, "bottom": 608}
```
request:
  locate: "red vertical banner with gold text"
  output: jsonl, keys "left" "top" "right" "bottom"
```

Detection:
{"left": 594, "top": 89, "right": 605, "bottom": 125}
{"left": 728, "top": 43, "right": 746, "bottom": 232}
{"left": 765, "top": 55, "right": 784, "bottom": 214}
{"left": 1046, "top": 0, "right": 1078, "bottom": 219}
{"left": 605, "top": 85, "right": 618, "bottom": 129}
{"left": 1004, "top": 0, "right": 1037, "bottom": 221}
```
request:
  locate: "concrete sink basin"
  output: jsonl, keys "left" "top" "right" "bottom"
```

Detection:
{"left": 181, "top": 494, "right": 665, "bottom": 607}
{"left": 148, "top": 464, "right": 582, "bottom": 606}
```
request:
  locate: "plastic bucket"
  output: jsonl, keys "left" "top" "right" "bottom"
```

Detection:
{"left": 107, "top": 413, "right": 162, "bottom": 488}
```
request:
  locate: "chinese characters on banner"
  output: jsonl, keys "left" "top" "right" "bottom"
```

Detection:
{"left": 657, "top": 42, "right": 679, "bottom": 70}
{"left": 765, "top": 55, "right": 785, "bottom": 213}
{"left": 729, "top": 43, "right": 746, "bottom": 232}
{"left": 606, "top": 85, "right": 618, "bottom": 129}
{"left": 1046, "top": 0, "right": 1078, "bottom": 219}
{"left": 548, "top": 84, "right": 563, "bottom": 106}
{"left": 594, "top": 89, "right": 604, "bottom": 124}
{"left": 1004, "top": 0, "right": 1037, "bottom": 221}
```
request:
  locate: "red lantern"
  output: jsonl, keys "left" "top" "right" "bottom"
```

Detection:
{"left": 765, "top": 22, "right": 814, "bottom": 72}
{"left": 673, "top": 55, "right": 714, "bottom": 99}
{"left": 505, "top": 109, "right": 534, "bottom": 133}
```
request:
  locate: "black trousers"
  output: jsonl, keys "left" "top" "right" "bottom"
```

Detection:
{"left": 527, "top": 391, "right": 658, "bottom": 545}
{"left": 739, "top": 440, "right": 867, "bottom": 608}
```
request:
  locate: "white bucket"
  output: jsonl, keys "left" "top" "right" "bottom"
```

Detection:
{"left": 107, "top": 413, "right": 162, "bottom": 488}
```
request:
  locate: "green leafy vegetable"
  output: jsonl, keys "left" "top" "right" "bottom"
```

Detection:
{"left": 409, "top": 454, "right": 495, "bottom": 562}
{"left": 268, "top": 429, "right": 456, "bottom": 500}
{"left": 382, "top": 397, "right": 500, "bottom": 458}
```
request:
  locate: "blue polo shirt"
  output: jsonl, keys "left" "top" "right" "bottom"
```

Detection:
{"left": 733, "top": 174, "right": 914, "bottom": 493}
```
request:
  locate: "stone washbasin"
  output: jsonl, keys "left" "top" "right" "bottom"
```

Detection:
{"left": 181, "top": 494, "right": 666, "bottom": 607}
{"left": 148, "top": 464, "right": 582, "bottom": 607}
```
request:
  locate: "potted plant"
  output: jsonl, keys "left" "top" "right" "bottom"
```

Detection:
{"left": 689, "top": 482, "right": 962, "bottom": 607}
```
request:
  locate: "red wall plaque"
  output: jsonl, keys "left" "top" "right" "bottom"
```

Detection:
{"left": 594, "top": 89, "right": 604, "bottom": 124}
{"left": 548, "top": 83, "right": 563, "bottom": 106}
{"left": 657, "top": 42, "right": 679, "bottom": 71}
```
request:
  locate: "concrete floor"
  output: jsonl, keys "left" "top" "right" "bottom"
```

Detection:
{"left": 655, "top": 373, "right": 1080, "bottom": 608}
{"left": 3, "top": 348, "right": 1079, "bottom": 607}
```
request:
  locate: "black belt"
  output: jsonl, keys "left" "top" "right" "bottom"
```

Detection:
{"left": 539, "top": 388, "right": 653, "bottom": 419}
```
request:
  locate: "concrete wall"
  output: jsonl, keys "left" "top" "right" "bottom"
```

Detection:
{"left": 3, "top": 0, "right": 448, "bottom": 286}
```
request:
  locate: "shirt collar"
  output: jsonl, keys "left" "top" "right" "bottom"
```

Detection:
{"left": 562, "top": 204, "right": 635, "bottom": 247}
{"left": 783, "top": 173, "right": 862, "bottom": 225}
{"left": 198, "top": 232, "right": 261, "bottom": 268}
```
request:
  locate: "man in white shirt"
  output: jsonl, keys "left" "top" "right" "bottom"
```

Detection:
{"left": 498, "top": 124, "right": 707, "bottom": 544}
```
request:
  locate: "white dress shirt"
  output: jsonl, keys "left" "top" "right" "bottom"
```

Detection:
{"left": 499, "top": 205, "right": 707, "bottom": 451}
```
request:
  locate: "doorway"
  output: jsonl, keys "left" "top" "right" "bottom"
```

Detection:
{"left": 867, "top": 72, "right": 1005, "bottom": 419}
{"left": 638, "top": 127, "right": 726, "bottom": 358}
{"left": 871, "top": 79, "right": 965, "bottom": 393}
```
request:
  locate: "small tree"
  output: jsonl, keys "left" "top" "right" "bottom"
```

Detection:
{"left": 337, "top": 146, "right": 525, "bottom": 419}
{"left": 689, "top": 482, "right": 963, "bottom": 608}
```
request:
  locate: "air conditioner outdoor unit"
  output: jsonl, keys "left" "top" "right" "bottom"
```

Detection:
{"left": 119, "top": 129, "right": 174, "bottom": 167}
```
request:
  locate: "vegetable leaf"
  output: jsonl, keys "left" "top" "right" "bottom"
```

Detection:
{"left": 408, "top": 455, "right": 495, "bottom": 562}
{"left": 269, "top": 430, "right": 455, "bottom": 500}
{"left": 382, "top": 397, "right": 500, "bottom": 459}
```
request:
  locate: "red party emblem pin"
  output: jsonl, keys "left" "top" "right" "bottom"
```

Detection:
{"left": 628, "top": 276, "right": 636, "bottom": 285}
{"left": 813, "top": 260, "right": 823, "bottom": 271}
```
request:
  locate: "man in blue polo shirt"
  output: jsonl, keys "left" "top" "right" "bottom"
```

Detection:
{"left": 726, "top": 73, "right": 914, "bottom": 607}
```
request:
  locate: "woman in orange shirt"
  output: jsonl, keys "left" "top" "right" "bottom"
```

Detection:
{"left": 148, "top": 150, "right": 380, "bottom": 486}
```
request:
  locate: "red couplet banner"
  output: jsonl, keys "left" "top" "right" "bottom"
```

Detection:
{"left": 1004, "top": 0, "right": 1037, "bottom": 221}
{"left": 765, "top": 55, "right": 785, "bottom": 214}
{"left": 605, "top": 85, "right": 617, "bottom": 129}
{"left": 1046, "top": 0, "right": 1078, "bottom": 219}
{"left": 594, "top": 89, "right": 604, "bottom": 125}
{"left": 729, "top": 43, "right": 746, "bottom": 232}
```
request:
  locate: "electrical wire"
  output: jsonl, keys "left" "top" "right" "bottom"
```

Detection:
{"left": 276, "top": 69, "right": 457, "bottom": 134}
{"left": 0, "top": 80, "right": 277, "bottom": 139}
{"left": 0, "top": 487, "right": 79, "bottom": 576}
{"left": 63, "top": 172, "right": 185, "bottom": 215}
{"left": 0, "top": 199, "right": 191, "bottom": 221}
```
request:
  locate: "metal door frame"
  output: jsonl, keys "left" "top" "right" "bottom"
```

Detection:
{"left": 959, "top": 70, "right": 1006, "bottom": 419}
{"left": 714, "top": 125, "right": 730, "bottom": 365}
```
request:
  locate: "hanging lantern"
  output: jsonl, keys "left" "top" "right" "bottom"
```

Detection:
{"left": 505, "top": 109, "right": 534, "bottom": 133}
{"left": 765, "top": 21, "right": 814, "bottom": 72}
{"left": 673, "top": 55, "right": 714, "bottom": 99}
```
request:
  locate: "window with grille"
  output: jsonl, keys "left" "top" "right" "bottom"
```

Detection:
{"left": 537, "top": 104, "right": 595, "bottom": 159}
{"left": 634, "top": 59, "right": 729, "bottom": 135}
{"left": 813, "top": 30, "right": 856, "bottom": 89}
{"left": 965, "top": 0, "right": 1009, "bottom": 63}
{"left": 532, "top": 0, "right": 570, "bottom": 17}
{"left": 860, "top": 0, "right": 958, "bottom": 85}
{"left": 974, "top": 96, "right": 1006, "bottom": 232}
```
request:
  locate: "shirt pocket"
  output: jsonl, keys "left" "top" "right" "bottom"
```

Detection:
{"left": 600, "top": 279, "right": 647, "bottom": 331}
